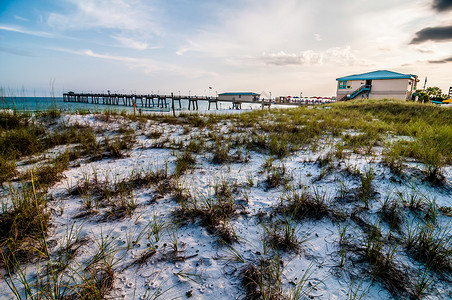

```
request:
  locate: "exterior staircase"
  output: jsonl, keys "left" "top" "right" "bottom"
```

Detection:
{"left": 339, "top": 85, "right": 372, "bottom": 101}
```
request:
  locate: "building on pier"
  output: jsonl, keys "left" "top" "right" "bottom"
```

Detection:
{"left": 217, "top": 92, "right": 260, "bottom": 102}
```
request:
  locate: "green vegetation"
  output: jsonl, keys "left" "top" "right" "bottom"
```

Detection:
{"left": 0, "top": 99, "right": 450, "bottom": 299}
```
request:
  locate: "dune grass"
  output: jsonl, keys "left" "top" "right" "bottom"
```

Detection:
{"left": 0, "top": 99, "right": 450, "bottom": 299}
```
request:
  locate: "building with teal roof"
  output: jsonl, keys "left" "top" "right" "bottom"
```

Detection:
{"left": 336, "top": 70, "right": 418, "bottom": 101}
{"left": 218, "top": 92, "right": 260, "bottom": 102}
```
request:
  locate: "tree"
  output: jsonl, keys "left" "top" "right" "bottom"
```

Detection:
{"left": 426, "top": 87, "right": 442, "bottom": 99}
{"left": 414, "top": 87, "right": 448, "bottom": 102}
{"left": 414, "top": 90, "right": 429, "bottom": 102}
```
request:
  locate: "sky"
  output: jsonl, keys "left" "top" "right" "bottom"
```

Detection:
{"left": 0, "top": 0, "right": 451, "bottom": 97}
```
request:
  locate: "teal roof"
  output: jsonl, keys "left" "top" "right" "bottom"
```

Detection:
{"left": 218, "top": 92, "right": 260, "bottom": 96}
{"left": 336, "top": 70, "right": 416, "bottom": 81}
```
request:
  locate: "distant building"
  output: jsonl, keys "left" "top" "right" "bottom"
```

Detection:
{"left": 217, "top": 92, "right": 260, "bottom": 102}
{"left": 336, "top": 70, "right": 418, "bottom": 101}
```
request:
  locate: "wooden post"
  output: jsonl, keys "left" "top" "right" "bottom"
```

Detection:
{"left": 133, "top": 100, "right": 136, "bottom": 116}
{"left": 172, "top": 92, "right": 175, "bottom": 117}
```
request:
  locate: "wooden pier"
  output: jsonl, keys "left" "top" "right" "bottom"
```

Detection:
{"left": 63, "top": 92, "right": 273, "bottom": 111}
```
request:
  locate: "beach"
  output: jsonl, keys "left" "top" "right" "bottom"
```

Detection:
{"left": 0, "top": 100, "right": 451, "bottom": 299}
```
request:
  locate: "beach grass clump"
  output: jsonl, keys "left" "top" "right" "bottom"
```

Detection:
{"left": 241, "top": 255, "right": 316, "bottom": 300}
{"left": 177, "top": 113, "right": 206, "bottom": 128}
{"left": 0, "top": 181, "right": 49, "bottom": 264}
{"left": 0, "top": 111, "right": 31, "bottom": 130}
{"left": 43, "top": 125, "right": 97, "bottom": 149}
{"left": 212, "top": 143, "right": 231, "bottom": 164}
{"left": 194, "top": 198, "right": 238, "bottom": 243}
{"left": 172, "top": 182, "right": 192, "bottom": 208}
{"left": 72, "top": 165, "right": 170, "bottom": 215}
{"left": 342, "top": 128, "right": 381, "bottom": 154}
{"left": 263, "top": 214, "right": 304, "bottom": 253}
{"left": 146, "top": 129, "right": 163, "bottom": 139}
{"left": 211, "top": 142, "right": 247, "bottom": 164}
{"left": 78, "top": 129, "right": 103, "bottom": 159}
{"left": 264, "top": 159, "right": 292, "bottom": 189}
{"left": 355, "top": 228, "right": 413, "bottom": 297}
{"left": 187, "top": 114, "right": 207, "bottom": 128}
{"left": 383, "top": 126, "right": 451, "bottom": 182}
{"left": 269, "top": 134, "right": 289, "bottom": 159}
{"left": 0, "top": 115, "right": 100, "bottom": 169}
{"left": 358, "top": 168, "right": 375, "bottom": 209}
{"left": 406, "top": 219, "right": 452, "bottom": 275}
{"left": 106, "top": 179, "right": 137, "bottom": 219}
{"left": 415, "top": 129, "right": 451, "bottom": 182}
{"left": 244, "top": 131, "right": 269, "bottom": 153}
{"left": 54, "top": 223, "right": 88, "bottom": 272}
{"left": 382, "top": 141, "right": 406, "bottom": 175}
{"left": 186, "top": 138, "right": 205, "bottom": 154}
{"left": 103, "top": 133, "right": 136, "bottom": 158}
{"left": 174, "top": 151, "right": 196, "bottom": 177}
{"left": 279, "top": 189, "right": 330, "bottom": 220}
{"left": 241, "top": 257, "right": 284, "bottom": 300}
{"left": 173, "top": 180, "right": 238, "bottom": 243}
{"left": 0, "top": 156, "right": 16, "bottom": 184}
{"left": 136, "top": 165, "right": 169, "bottom": 188}
{"left": 75, "top": 232, "right": 117, "bottom": 299}
{"left": 0, "top": 126, "right": 43, "bottom": 158}
{"left": 379, "top": 196, "right": 404, "bottom": 232}
{"left": 33, "top": 151, "right": 71, "bottom": 186}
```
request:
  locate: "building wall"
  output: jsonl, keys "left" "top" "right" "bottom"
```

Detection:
{"left": 218, "top": 94, "right": 259, "bottom": 102}
{"left": 336, "top": 78, "right": 416, "bottom": 100}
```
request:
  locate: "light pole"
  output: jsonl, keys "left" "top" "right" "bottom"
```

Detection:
{"left": 270, "top": 92, "right": 272, "bottom": 101}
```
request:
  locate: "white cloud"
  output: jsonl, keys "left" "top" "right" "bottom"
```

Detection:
{"left": 0, "top": 25, "right": 54, "bottom": 38}
{"left": 14, "top": 16, "right": 29, "bottom": 22}
{"left": 261, "top": 47, "right": 370, "bottom": 66}
{"left": 314, "top": 34, "right": 322, "bottom": 41}
{"left": 55, "top": 48, "right": 216, "bottom": 78}
{"left": 47, "top": 0, "right": 161, "bottom": 49}
{"left": 111, "top": 35, "right": 160, "bottom": 51}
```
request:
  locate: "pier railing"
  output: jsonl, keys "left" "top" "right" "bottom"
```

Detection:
{"left": 63, "top": 92, "right": 334, "bottom": 111}
{"left": 63, "top": 92, "right": 275, "bottom": 110}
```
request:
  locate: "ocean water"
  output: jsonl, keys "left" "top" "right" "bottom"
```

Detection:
{"left": 0, "top": 97, "right": 275, "bottom": 113}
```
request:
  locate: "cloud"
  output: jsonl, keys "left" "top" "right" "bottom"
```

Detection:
{"left": 410, "top": 25, "right": 452, "bottom": 44}
{"left": 428, "top": 56, "right": 452, "bottom": 63}
{"left": 47, "top": 0, "right": 161, "bottom": 49}
{"left": 0, "top": 25, "right": 54, "bottom": 38}
{"left": 260, "top": 47, "right": 369, "bottom": 66}
{"left": 14, "top": 15, "right": 29, "bottom": 22}
{"left": 415, "top": 47, "right": 435, "bottom": 53}
{"left": 432, "top": 0, "right": 452, "bottom": 11}
{"left": 111, "top": 35, "right": 160, "bottom": 51}
{"left": 314, "top": 34, "right": 322, "bottom": 41}
{"left": 55, "top": 48, "right": 216, "bottom": 78}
